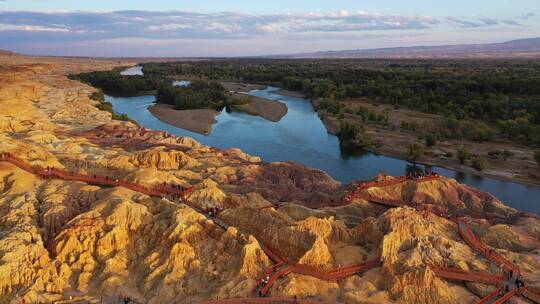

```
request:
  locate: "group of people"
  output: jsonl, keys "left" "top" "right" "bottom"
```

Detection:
{"left": 406, "top": 170, "right": 439, "bottom": 179}
{"left": 162, "top": 182, "right": 186, "bottom": 192}
{"left": 42, "top": 166, "right": 58, "bottom": 179}
{"left": 161, "top": 182, "right": 189, "bottom": 200}
{"left": 510, "top": 269, "right": 525, "bottom": 289}
{"left": 256, "top": 275, "right": 272, "bottom": 296}
{"left": 103, "top": 175, "right": 120, "bottom": 184}
{"left": 207, "top": 206, "right": 222, "bottom": 217}
{"left": 499, "top": 279, "right": 526, "bottom": 296}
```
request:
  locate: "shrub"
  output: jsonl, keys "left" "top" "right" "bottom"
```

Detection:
{"left": 502, "top": 150, "right": 514, "bottom": 161}
{"left": 95, "top": 101, "right": 136, "bottom": 124}
{"left": 425, "top": 134, "right": 437, "bottom": 148}
{"left": 457, "top": 148, "right": 471, "bottom": 164}
{"left": 338, "top": 121, "right": 363, "bottom": 141}
{"left": 471, "top": 158, "right": 486, "bottom": 171}
{"left": 487, "top": 150, "right": 502, "bottom": 158}
{"left": 407, "top": 144, "right": 423, "bottom": 162}
{"left": 89, "top": 90, "right": 105, "bottom": 102}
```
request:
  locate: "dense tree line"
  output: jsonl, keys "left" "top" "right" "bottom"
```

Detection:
{"left": 143, "top": 59, "right": 540, "bottom": 144}
{"left": 156, "top": 80, "right": 228, "bottom": 111}
{"left": 72, "top": 67, "right": 162, "bottom": 96}
{"left": 74, "top": 69, "right": 230, "bottom": 111}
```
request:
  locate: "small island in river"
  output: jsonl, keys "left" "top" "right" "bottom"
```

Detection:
{"left": 149, "top": 80, "right": 287, "bottom": 135}
{"left": 148, "top": 104, "right": 219, "bottom": 135}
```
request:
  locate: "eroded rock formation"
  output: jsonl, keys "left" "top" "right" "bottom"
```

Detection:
{"left": 0, "top": 53, "right": 538, "bottom": 304}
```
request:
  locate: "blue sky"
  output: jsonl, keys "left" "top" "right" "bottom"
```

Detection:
{"left": 1, "top": 0, "right": 536, "bottom": 16}
{"left": 0, "top": 0, "right": 538, "bottom": 56}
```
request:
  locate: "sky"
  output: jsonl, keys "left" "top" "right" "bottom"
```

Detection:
{"left": 0, "top": 0, "right": 538, "bottom": 57}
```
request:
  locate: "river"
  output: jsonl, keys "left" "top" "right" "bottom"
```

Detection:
{"left": 120, "top": 66, "right": 144, "bottom": 76}
{"left": 108, "top": 67, "right": 540, "bottom": 214}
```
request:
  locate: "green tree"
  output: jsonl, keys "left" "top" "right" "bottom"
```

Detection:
{"left": 457, "top": 148, "right": 471, "bottom": 164}
{"left": 89, "top": 90, "right": 105, "bottom": 102}
{"left": 535, "top": 151, "right": 540, "bottom": 167}
{"left": 407, "top": 144, "right": 423, "bottom": 162}
{"left": 471, "top": 158, "right": 486, "bottom": 171}
{"left": 156, "top": 84, "right": 176, "bottom": 105}
{"left": 338, "top": 122, "right": 363, "bottom": 141}
{"left": 445, "top": 114, "right": 459, "bottom": 131}
{"left": 425, "top": 134, "right": 437, "bottom": 148}
{"left": 502, "top": 150, "right": 514, "bottom": 161}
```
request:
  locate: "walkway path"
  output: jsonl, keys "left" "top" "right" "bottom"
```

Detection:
{"left": 339, "top": 173, "right": 539, "bottom": 304}
{"left": 0, "top": 152, "right": 382, "bottom": 303}
{"left": 2, "top": 153, "right": 538, "bottom": 304}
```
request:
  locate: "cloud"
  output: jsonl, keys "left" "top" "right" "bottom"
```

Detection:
{"left": 0, "top": 10, "right": 440, "bottom": 40}
{"left": 0, "top": 10, "right": 524, "bottom": 39}
{"left": 446, "top": 16, "right": 483, "bottom": 28}
{"left": 480, "top": 18, "right": 499, "bottom": 26}
{"left": 0, "top": 24, "right": 71, "bottom": 32}
{"left": 501, "top": 19, "right": 521, "bottom": 26}
{"left": 521, "top": 13, "right": 536, "bottom": 20}
{"left": 0, "top": 10, "right": 534, "bottom": 56}
{"left": 446, "top": 16, "right": 522, "bottom": 28}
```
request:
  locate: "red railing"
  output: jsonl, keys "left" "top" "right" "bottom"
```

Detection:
{"left": 253, "top": 262, "right": 285, "bottom": 294}
{"left": 260, "top": 267, "right": 292, "bottom": 295}
{"left": 197, "top": 298, "right": 334, "bottom": 304}
{"left": 0, "top": 153, "right": 192, "bottom": 199}
{"left": 522, "top": 286, "right": 540, "bottom": 303}
{"left": 476, "top": 287, "right": 503, "bottom": 304}
{"left": 492, "top": 288, "right": 518, "bottom": 304}
{"left": 353, "top": 193, "right": 408, "bottom": 208}
{"left": 430, "top": 266, "right": 504, "bottom": 285}
{"left": 457, "top": 220, "right": 519, "bottom": 275}
{"left": 5, "top": 152, "right": 528, "bottom": 303}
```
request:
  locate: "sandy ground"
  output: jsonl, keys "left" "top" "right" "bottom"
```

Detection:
{"left": 222, "top": 81, "right": 266, "bottom": 92}
{"left": 0, "top": 53, "right": 137, "bottom": 75}
{"left": 223, "top": 82, "right": 289, "bottom": 121}
{"left": 317, "top": 98, "right": 540, "bottom": 186}
{"left": 231, "top": 92, "right": 288, "bottom": 122}
{"left": 275, "top": 89, "right": 305, "bottom": 98}
{"left": 148, "top": 104, "right": 219, "bottom": 135}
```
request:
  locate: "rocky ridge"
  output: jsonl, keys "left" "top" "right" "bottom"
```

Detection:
{"left": 0, "top": 53, "right": 538, "bottom": 303}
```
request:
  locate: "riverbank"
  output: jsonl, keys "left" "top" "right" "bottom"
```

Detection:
{"left": 317, "top": 99, "right": 540, "bottom": 187}
{"left": 148, "top": 104, "right": 219, "bottom": 135}
{"left": 148, "top": 80, "right": 288, "bottom": 135}
{"left": 223, "top": 81, "right": 288, "bottom": 121}
{"left": 274, "top": 89, "right": 305, "bottom": 98}
{"left": 221, "top": 81, "right": 266, "bottom": 92}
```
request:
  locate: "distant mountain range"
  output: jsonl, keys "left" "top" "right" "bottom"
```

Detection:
{"left": 277, "top": 37, "right": 540, "bottom": 59}
{"left": 3, "top": 38, "right": 539, "bottom": 59}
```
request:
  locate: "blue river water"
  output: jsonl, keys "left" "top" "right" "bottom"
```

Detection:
{"left": 106, "top": 74, "right": 540, "bottom": 214}
{"left": 120, "top": 66, "right": 144, "bottom": 76}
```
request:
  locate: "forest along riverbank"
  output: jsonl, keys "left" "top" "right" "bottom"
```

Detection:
{"left": 148, "top": 80, "right": 287, "bottom": 134}
{"left": 315, "top": 97, "right": 540, "bottom": 188}
{"left": 106, "top": 86, "right": 540, "bottom": 214}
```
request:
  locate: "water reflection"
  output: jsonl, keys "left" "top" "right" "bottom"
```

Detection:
{"left": 405, "top": 164, "right": 424, "bottom": 175}
{"left": 106, "top": 86, "right": 540, "bottom": 214}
